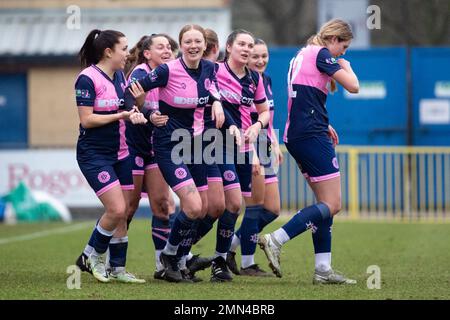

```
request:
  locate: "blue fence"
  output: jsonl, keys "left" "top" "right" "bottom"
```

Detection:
{"left": 0, "top": 73, "right": 28, "bottom": 148}
{"left": 0, "top": 48, "right": 449, "bottom": 147}
{"left": 266, "top": 47, "right": 450, "bottom": 146}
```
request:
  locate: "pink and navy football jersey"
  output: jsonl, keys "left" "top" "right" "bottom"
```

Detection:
{"left": 126, "top": 63, "right": 158, "bottom": 157}
{"left": 124, "top": 58, "right": 220, "bottom": 137}
{"left": 75, "top": 65, "right": 128, "bottom": 162}
{"left": 216, "top": 61, "right": 267, "bottom": 150}
{"left": 283, "top": 45, "right": 341, "bottom": 143}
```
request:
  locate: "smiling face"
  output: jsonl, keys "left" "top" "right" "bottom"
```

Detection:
{"left": 248, "top": 43, "right": 269, "bottom": 73}
{"left": 106, "top": 37, "right": 129, "bottom": 70}
{"left": 145, "top": 36, "right": 172, "bottom": 67}
{"left": 180, "top": 29, "right": 206, "bottom": 66}
{"left": 327, "top": 36, "right": 351, "bottom": 57}
{"left": 227, "top": 33, "right": 255, "bottom": 66}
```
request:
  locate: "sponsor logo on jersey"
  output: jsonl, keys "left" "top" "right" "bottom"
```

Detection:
{"left": 173, "top": 96, "right": 210, "bottom": 105}
{"left": 97, "top": 98, "right": 125, "bottom": 107}
{"left": 325, "top": 57, "right": 338, "bottom": 64}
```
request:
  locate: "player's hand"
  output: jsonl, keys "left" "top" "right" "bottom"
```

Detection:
{"left": 211, "top": 101, "right": 225, "bottom": 129}
{"left": 252, "top": 163, "right": 261, "bottom": 176}
{"left": 328, "top": 124, "right": 339, "bottom": 147}
{"left": 229, "top": 125, "right": 242, "bottom": 147}
{"left": 149, "top": 111, "right": 169, "bottom": 127}
{"left": 129, "top": 81, "right": 146, "bottom": 107}
{"left": 244, "top": 123, "right": 260, "bottom": 144}
{"left": 252, "top": 152, "right": 261, "bottom": 176}
{"left": 337, "top": 58, "right": 351, "bottom": 70}
{"left": 274, "top": 145, "right": 284, "bottom": 166}
{"left": 129, "top": 107, "right": 148, "bottom": 124}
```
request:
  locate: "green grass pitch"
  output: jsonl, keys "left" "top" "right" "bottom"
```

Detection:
{"left": 1, "top": 218, "right": 449, "bottom": 300}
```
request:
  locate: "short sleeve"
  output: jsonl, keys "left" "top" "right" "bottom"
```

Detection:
{"left": 316, "top": 47, "right": 342, "bottom": 76}
{"left": 253, "top": 73, "right": 267, "bottom": 105}
{"left": 75, "top": 75, "right": 96, "bottom": 107}
{"left": 128, "top": 68, "right": 148, "bottom": 85}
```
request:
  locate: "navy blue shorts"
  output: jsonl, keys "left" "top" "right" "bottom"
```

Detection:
{"left": 285, "top": 134, "right": 340, "bottom": 183}
{"left": 129, "top": 147, "right": 158, "bottom": 176}
{"left": 78, "top": 156, "right": 134, "bottom": 196}
{"left": 154, "top": 131, "right": 208, "bottom": 192}
{"left": 217, "top": 146, "right": 253, "bottom": 197}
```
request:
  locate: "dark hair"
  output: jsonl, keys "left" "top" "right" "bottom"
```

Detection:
{"left": 254, "top": 38, "right": 266, "bottom": 46}
{"left": 160, "top": 33, "right": 179, "bottom": 54}
{"left": 124, "top": 34, "right": 168, "bottom": 78}
{"left": 224, "top": 29, "right": 254, "bottom": 61}
{"left": 203, "top": 28, "right": 219, "bottom": 58}
{"left": 78, "top": 29, "right": 125, "bottom": 68}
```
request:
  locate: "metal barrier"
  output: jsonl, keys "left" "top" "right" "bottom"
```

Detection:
{"left": 279, "top": 145, "right": 450, "bottom": 222}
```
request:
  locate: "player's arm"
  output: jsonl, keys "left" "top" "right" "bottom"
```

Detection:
{"left": 75, "top": 75, "right": 131, "bottom": 128}
{"left": 316, "top": 47, "right": 359, "bottom": 94}
{"left": 124, "top": 64, "right": 169, "bottom": 112}
{"left": 244, "top": 74, "right": 270, "bottom": 143}
{"left": 332, "top": 60, "right": 359, "bottom": 93}
{"left": 78, "top": 107, "right": 138, "bottom": 129}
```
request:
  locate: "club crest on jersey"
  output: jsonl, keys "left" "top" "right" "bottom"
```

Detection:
{"left": 175, "top": 168, "right": 188, "bottom": 179}
{"left": 249, "top": 82, "right": 256, "bottom": 93}
{"left": 332, "top": 157, "right": 339, "bottom": 169}
{"left": 223, "top": 170, "right": 236, "bottom": 182}
{"left": 180, "top": 83, "right": 187, "bottom": 89}
{"left": 98, "top": 171, "right": 111, "bottom": 184}
{"left": 135, "top": 156, "right": 144, "bottom": 168}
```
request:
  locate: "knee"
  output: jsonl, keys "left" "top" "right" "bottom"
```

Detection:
{"left": 151, "top": 196, "right": 171, "bottom": 216}
{"left": 182, "top": 199, "right": 203, "bottom": 219}
{"left": 264, "top": 204, "right": 280, "bottom": 216}
{"left": 208, "top": 199, "right": 226, "bottom": 218}
{"left": 108, "top": 202, "right": 127, "bottom": 222}
{"left": 322, "top": 199, "right": 341, "bottom": 216}
{"left": 127, "top": 198, "right": 140, "bottom": 217}
{"left": 225, "top": 198, "right": 241, "bottom": 214}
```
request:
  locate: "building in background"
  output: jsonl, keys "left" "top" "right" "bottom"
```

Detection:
{"left": 0, "top": 0, "right": 231, "bottom": 148}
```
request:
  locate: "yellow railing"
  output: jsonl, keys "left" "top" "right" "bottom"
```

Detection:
{"left": 279, "top": 145, "right": 450, "bottom": 222}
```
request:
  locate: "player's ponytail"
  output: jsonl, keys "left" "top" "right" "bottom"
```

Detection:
{"left": 307, "top": 19, "right": 353, "bottom": 93}
{"left": 203, "top": 28, "right": 219, "bottom": 58}
{"left": 78, "top": 29, "right": 125, "bottom": 68}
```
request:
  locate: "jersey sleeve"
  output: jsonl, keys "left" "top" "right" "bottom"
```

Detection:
{"left": 124, "top": 64, "right": 169, "bottom": 110}
{"left": 316, "top": 48, "right": 342, "bottom": 76}
{"left": 128, "top": 68, "right": 148, "bottom": 85}
{"left": 74, "top": 75, "right": 96, "bottom": 107}
{"left": 223, "top": 106, "right": 238, "bottom": 129}
{"left": 254, "top": 73, "right": 267, "bottom": 105}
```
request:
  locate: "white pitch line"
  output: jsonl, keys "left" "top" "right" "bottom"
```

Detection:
{"left": 0, "top": 222, "right": 93, "bottom": 245}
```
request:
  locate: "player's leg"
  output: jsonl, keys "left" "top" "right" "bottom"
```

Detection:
{"left": 258, "top": 138, "right": 335, "bottom": 277}
{"left": 108, "top": 157, "right": 145, "bottom": 283}
{"left": 307, "top": 178, "right": 355, "bottom": 284}
{"left": 145, "top": 164, "right": 175, "bottom": 280}
{"left": 75, "top": 163, "right": 126, "bottom": 282}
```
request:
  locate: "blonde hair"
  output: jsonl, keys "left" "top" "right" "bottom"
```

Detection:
{"left": 307, "top": 19, "right": 353, "bottom": 92}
